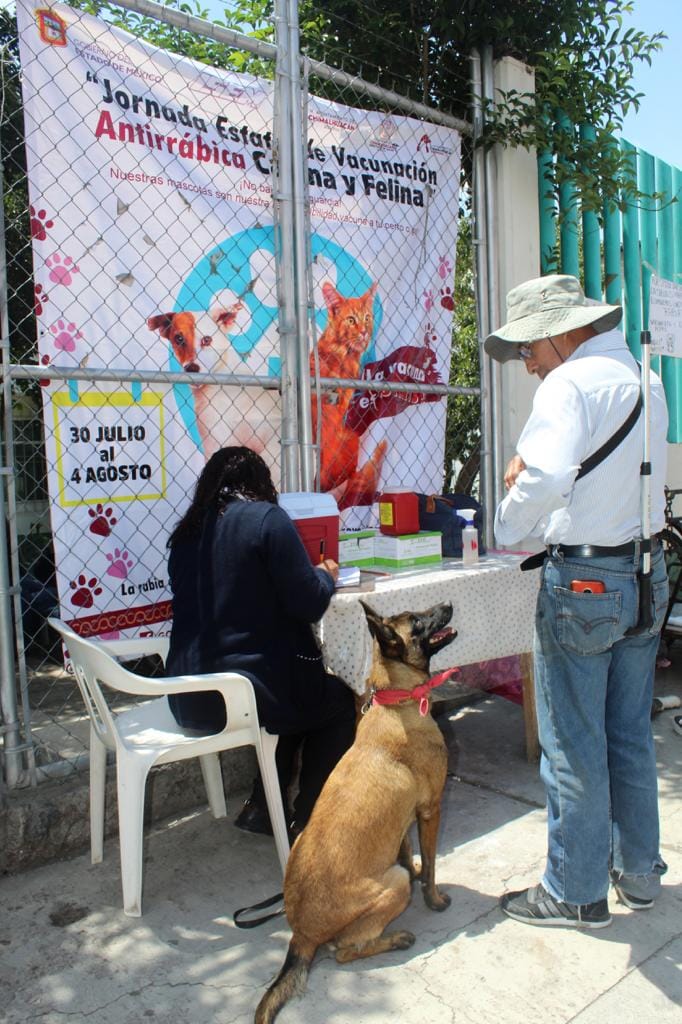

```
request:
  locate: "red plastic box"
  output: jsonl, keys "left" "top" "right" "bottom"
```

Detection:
{"left": 378, "top": 489, "right": 420, "bottom": 536}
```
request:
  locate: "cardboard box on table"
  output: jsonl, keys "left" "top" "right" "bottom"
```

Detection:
{"left": 373, "top": 531, "right": 442, "bottom": 569}
{"left": 338, "top": 530, "right": 375, "bottom": 567}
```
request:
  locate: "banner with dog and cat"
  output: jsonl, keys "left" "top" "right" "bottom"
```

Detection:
{"left": 17, "top": 0, "right": 461, "bottom": 639}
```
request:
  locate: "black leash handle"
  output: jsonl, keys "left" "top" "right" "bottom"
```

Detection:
{"left": 233, "top": 891, "right": 285, "bottom": 929}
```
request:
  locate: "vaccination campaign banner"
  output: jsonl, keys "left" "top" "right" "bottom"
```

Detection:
{"left": 17, "top": 1, "right": 461, "bottom": 638}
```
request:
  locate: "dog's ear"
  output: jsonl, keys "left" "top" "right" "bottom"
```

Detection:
{"left": 147, "top": 313, "right": 174, "bottom": 338}
{"left": 359, "top": 600, "right": 403, "bottom": 657}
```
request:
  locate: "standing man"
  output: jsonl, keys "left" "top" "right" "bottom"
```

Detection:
{"left": 486, "top": 274, "right": 669, "bottom": 928}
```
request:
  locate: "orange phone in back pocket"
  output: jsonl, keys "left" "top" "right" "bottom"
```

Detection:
{"left": 570, "top": 580, "right": 606, "bottom": 594}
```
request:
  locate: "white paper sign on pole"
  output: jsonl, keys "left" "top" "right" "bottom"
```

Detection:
{"left": 649, "top": 274, "right": 682, "bottom": 357}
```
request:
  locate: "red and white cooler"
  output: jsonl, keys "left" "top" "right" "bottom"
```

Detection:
{"left": 279, "top": 492, "right": 340, "bottom": 564}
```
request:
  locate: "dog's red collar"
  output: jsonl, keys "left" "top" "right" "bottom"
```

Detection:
{"left": 369, "top": 668, "right": 459, "bottom": 717}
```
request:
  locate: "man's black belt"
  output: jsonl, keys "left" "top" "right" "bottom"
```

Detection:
{"left": 520, "top": 537, "right": 660, "bottom": 571}
{"left": 550, "top": 541, "right": 652, "bottom": 558}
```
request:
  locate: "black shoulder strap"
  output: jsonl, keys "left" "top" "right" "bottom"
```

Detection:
{"left": 575, "top": 392, "right": 643, "bottom": 481}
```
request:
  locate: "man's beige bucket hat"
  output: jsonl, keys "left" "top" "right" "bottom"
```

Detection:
{"left": 484, "top": 274, "right": 623, "bottom": 363}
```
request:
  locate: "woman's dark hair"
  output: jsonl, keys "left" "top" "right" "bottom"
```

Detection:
{"left": 168, "top": 446, "right": 277, "bottom": 548}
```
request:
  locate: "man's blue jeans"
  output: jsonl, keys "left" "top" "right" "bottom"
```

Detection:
{"left": 534, "top": 545, "right": 668, "bottom": 905}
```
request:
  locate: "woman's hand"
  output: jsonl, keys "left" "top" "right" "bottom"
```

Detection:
{"left": 504, "top": 455, "right": 526, "bottom": 490}
{"left": 318, "top": 558, "right": 339, "bottom": 582}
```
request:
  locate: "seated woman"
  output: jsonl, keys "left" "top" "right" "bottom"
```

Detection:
{"left": 165, "top": 446, "right": 356, "bottom": 836}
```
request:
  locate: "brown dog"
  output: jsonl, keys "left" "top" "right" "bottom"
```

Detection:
{"left": 147, "top": 302, "right": 280, "bottom": 462}
{"left": 255, "top": 600, "right": 457, "bottom": 1024}
{"left": 147, "top": 306, "right": 242, "bottom": 374}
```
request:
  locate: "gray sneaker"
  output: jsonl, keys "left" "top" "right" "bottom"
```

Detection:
{"left": 500, "top": 883, "right": 611, "bottom": 928}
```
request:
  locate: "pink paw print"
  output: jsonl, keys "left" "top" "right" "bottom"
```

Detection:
{"left": 422, "top": 289, "right": 434, "bottom": 313}
{"left": 437, "top": 256, "right": 452, "bottom": 280}
{"left": 38, "top": 354, "right": 51, "bottom": 388}
{"left": 69, "top": 574, "right": 102, "bottom": 609}
{"left": 35, "top": 283, "right": 49, "bottom": 316}
{"left": 46, "top": 254, "right": 80, "bottom": 287}
{"left": 105, "top": 548, "right": 134, "bottom": 580}
{"left": 99, "top": 630, "right": 121, "bottom": 640}
{"left": 88, "top": 504, "right": 117, "bottom": 537}
{"left": 423, "top": 322, "right": 437, "bottom": 347}
{"left": 50, "top": 319, "right": 82, "bottom": 353}
{"left": 30, "top": 206, "right": 55, "bottom": 241}
{"left": 440, "top": 286, "right": 454, "bottom": 311}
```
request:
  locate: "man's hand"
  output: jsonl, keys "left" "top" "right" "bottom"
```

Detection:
{"left": 318, "top": 558, "right": 339, "bottom": 582}
{"left": 504, "top": 455, "right": 526, "bottom": 490}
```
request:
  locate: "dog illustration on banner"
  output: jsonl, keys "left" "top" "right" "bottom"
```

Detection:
{"left": 147, "top": 296, "right": 280, "bottom": 464}
{"left": 311, "top": 281, "right": 388, "bottom": 510}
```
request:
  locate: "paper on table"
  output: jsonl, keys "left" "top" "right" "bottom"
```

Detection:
{"left": 336, "top": 566, "right": 361, "bottom": 588}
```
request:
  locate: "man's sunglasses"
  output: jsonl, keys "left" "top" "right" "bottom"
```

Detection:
{"left": 518, "top": 336, "right": 564, "bottom": 362}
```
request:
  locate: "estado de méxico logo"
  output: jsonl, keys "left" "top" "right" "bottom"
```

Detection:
{"left": 35, "top": 8, "right": 68, "bottom": 46}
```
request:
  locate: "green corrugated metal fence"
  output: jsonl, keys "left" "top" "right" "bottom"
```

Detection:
{"left": 538, "top": 136, "right": 682, "bottom": 442}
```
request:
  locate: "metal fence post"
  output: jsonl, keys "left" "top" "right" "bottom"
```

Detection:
{"left": 0, "top": 164, "right": 23, "bottom": 789}
{"left": 287, "top": 0, "right": 315, "bottom": 491}
{"left": 481, "top": 45, "right": 503, "bottom": 518}
{"left": 470, "top": 48, "right": 493, "bottom": 544}
{"left": 274, "top": 0, "right": 300, "bottom": 491}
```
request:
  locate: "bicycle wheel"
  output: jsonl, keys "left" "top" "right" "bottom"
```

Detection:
{"left": 661, "top": 530, "right": 682, "bottom": 582}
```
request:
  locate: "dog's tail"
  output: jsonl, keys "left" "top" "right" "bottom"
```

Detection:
{"left": 254, "top": 937, "right": 315, "bottom": 1024}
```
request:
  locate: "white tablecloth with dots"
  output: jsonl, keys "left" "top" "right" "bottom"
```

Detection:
{"left": 317, "top": 554, "right": 540, "bottom": 695}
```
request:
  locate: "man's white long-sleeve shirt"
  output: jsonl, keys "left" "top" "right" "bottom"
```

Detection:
{"left": 494, "top": 329, "right": 668, "bottom": 547}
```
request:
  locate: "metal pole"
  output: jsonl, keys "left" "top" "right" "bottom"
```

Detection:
{"left": 288, "top": 0, "right": 315, "bottom": 491}
{"left": 0, "top": 164, "right": 22, "bottom": 789}
{"left": 470, "top": 50, "right": 494, "bottom": 542}
{"left": 274, "top": 0, "right": 300, "bottom": 490}
{"left": 113, "top": 0, "right": 277, "bottom": 59}
{"left": 481, "top": 45, "right": 503, "bottom": 519}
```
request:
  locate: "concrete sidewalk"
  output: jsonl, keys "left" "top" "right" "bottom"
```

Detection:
{"left": 2, "top": 672, "right": 681, "bottom": 1023}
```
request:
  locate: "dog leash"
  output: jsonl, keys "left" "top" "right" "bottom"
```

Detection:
{"left": 233, "top": 891, "right": 285, "bottom": 929}
{"left": 367, "top": 667, "right": 459, "bottom": 716}
{"left": 234, "top": 672, "right": 459, "bottom": 925}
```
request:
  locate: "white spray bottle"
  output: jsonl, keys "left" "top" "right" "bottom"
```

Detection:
{"left": 461, "top": 509, "right": 479, "bottom": 566}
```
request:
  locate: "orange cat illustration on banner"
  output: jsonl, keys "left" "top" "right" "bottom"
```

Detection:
{"left": 310, "top": 281, "right": 387, "bottom": 510}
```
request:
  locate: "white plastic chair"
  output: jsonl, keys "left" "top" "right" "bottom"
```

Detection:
{"left": 48, "top": 619, "right": 289, "bottom": 917}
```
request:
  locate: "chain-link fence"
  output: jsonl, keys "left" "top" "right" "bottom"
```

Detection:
{"left": 1, "top": 0, "right": 478, "bottom": 788}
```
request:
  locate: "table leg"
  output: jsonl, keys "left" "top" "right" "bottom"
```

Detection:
{"left": 520, "top": 652, "right": 539, "bottom": 763}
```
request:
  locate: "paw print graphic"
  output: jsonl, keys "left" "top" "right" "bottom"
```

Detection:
{"left": 423, "top": 323, "right": 437, "bottom": 347}
{"left": 50, "top": 319, "right": 82, "bottom": 353}
{"left": 88, "top": 504, "right": 117, "bottom": 537}
{"left": 46, "top": 254, "right": 80, "bottom": 287}
{"left": 437, "top": 256, "right": 452, "bottom": 280}
{"left": 30, "top": 206, "right": 55, "bottom": 242}
{"left": 38, "top": 354, "right": 51, "bottom": 388}
{"left": 99, "top": 629, "right": 121, "bottom": 640}
{"left": 422, "top": 288, "right": 434, "bottom": 313}
{"left": 440, "top": 286, "right": 454, "bottom": 312}
{"left": 69, "top": 574, "right": 102, "bottom": 609}
{"left": 105, "top": 548, "right": 134, "bottom": 580}
{"left": 35, "top": 283, "right": 49, "bottom": 317}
